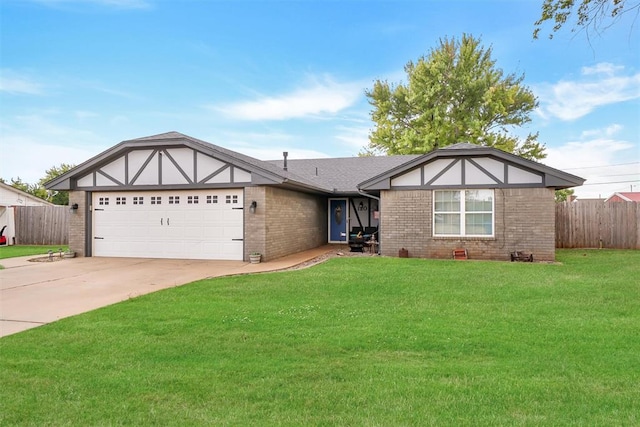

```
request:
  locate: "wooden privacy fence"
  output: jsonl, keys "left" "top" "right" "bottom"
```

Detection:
{"left": 556, "top": 201, "right": 640, "bottom": 249}
{"left": 15, "top": 206, "right": 69, "bottom": 245}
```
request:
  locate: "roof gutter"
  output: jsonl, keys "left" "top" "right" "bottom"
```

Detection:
{"left": 357, "top": 189, "right": 379, "bottom": 201}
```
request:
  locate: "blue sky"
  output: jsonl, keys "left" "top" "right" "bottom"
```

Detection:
{"left": 1, "top": 0, "right": 638, "bottom": 198}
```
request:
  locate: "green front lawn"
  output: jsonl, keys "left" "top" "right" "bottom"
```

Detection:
{"left": 1, "top": 249, "right": 638, "bottom": 426}
{"left": 0, "top": 245, "right": 68, "bottom": 260}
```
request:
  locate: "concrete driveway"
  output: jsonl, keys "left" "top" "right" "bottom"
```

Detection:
{"left": 0, "top": 247, "right": 333, "bottom": 338}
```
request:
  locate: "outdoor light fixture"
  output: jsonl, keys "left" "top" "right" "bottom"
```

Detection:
{"left": 249, "top": 200, "right": 257, "bottom": 214}
{"left": 70, "top": 203, "right": 79, "bottom": 212}
{"left": 358, "top": 201, "right": 364, "bottom": 211}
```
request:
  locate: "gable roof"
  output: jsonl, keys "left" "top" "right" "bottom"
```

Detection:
{"left": 45, "top": 132, "right": 332, "bottom": 193}
{"left": 358, "top": 143, "right": 585, "bottom": 191}
{"left": 604, "top": 192, "right": 640, "bottom": 203}
{"left": 45, "top": 132, "right": 585, "bottom": 194}
{"left": 0, "top": 182, "right": 53, "bottom": 206}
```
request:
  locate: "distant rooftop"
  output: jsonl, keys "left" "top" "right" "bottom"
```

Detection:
{"left": 605, "top": 192, "right": 640, "bottom": 203}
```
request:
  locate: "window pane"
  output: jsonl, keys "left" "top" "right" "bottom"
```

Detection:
{"left": 465, "top": 213, "right": 493, "bottom": 235}
{"left": 435, "top": 191, "right": 460, "bottom": 212}
{"left": 465, "top": 190, "right": 493, "bottom": 212}
{"left": 435, "top": 213, "right": 460, "bottom": 234}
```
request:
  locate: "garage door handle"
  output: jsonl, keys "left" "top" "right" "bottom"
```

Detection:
{"left": 160, "top": 218, "right": 163, "bottom": 226}
{"left": 94, "top": 237, "right": 104, "bottom": 240}
{"left": 232, "top": 238, "right": 244, "bottom": 241}
{"left": 167, "top": 218, "right": 170, "bottom": 226}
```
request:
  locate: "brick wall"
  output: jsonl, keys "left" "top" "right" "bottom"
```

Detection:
{"left": 380, "top": 187, "right": 556, "bottom": 261}
{"left": 244, "top": 186, "right": 327, "bottom": 261}
{"left": 68, "top": 191, "right": 87, "bottom": 257}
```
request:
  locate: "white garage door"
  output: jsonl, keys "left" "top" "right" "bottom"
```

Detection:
{"left": 92, "top": 189, "right": 244, "bottom": 260}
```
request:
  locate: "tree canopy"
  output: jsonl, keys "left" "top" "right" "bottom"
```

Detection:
{"left": 364, "top": 34, "right": 545, "bottom": 161}
{"left": 38, "top": 163, "right": 75, "bottom": 205}
{"left": 555, "top": 188, "right": 575, "bottom": 202}
{"left": 534, "top": 0, "right": 640, "bottom": 39}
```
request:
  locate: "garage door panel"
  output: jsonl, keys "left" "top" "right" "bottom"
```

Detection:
{"left": 223, "top": 226, "right": 242, "bottom": 239}
{"left": 183, "top": 227, "right": 207, "bottom": 239}
{"left": 93, "top": 190, "right": 244, "bottom": 260}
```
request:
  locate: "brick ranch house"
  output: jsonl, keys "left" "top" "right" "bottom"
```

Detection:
{"left": 46, "top": 132, "right": 584, "bottom": 262}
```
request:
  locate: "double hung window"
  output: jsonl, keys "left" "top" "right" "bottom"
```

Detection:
{"left": 434, "top": 190, "right": 494, "bottom": 237}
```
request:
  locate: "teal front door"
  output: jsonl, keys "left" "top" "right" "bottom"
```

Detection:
{"left": 329, "top": 199, "right": 347, "bottom": 243}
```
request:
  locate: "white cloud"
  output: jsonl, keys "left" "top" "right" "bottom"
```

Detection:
{"left": 212, "top": 76, "right": 363, "bottom": 121}
{"left": 545, "top": 139, "right": 633, "bottom": 170}
{"left": 536, "top": 63, "right": 640, "bottom": 121}
{"left": 211, "top": 131, "right": 329, "bottom": 161}
{"left": 544, "top": 126, "right": 638, "bottom": 198}
{"left": 335, "top": 125, "right": 370, "bottom": 151}
{"left": 580, "top": 123, "right": 623, "bottom": 139}
{"left": 581, "top": 62, "right": 624, "bottom": 76}
{"left": 0, "top": 72, "right": 44, "bottom": 95}
{"left": 0, "top": 115, "right": 108, "bottom": 183}
{"left": 235, "top": 146, "right": 330, "bottom": 162}
{"left": 1, "top": 139, "right": 96, "bottom": 185}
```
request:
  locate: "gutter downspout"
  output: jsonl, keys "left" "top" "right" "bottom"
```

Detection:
{"left": 358, "top": 189, "right": 381, "bottom": 255}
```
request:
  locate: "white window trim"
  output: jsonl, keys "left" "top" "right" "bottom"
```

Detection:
{"left": 433, "top": 189, "right": 495, "bottom": 238}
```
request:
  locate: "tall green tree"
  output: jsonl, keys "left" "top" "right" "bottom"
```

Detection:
{"left": 38, "top": 163, "right": 75, "bottom": 205}
{"left": 534, "top": 0, "right": 640, "bottom": 39}
{"left": 365, "top": 34, "right": 545, "bottom": 160}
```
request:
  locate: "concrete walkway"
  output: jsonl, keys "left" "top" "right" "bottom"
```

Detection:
{"left": 0, "top": 246, "right": 338, "bottom": 338}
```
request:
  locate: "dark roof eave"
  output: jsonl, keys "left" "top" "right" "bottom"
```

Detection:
{"left": 358, "top": 146, "right": 586, "bottom": 190}
{"left": 277, "top": 178, "right": 333, "bottom": 195}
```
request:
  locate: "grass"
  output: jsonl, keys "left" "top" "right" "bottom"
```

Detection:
{"left": 1, "top": 249, "right": 638, "bottom": 426}
{"left": 0, "top": 245, "right": 68, "bottom": 269}
{"left": 0, "top": 245, "right": 68, "bottom": 260}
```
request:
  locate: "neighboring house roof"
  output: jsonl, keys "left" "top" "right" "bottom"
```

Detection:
{"left": 604, "top": 192, "right": 640, "bottom": 203}
{"left": 0, "top": 182, "right": 53, "bottom": 207}
{"left": 359, "top": 142, "right": 585, "bottom": 191}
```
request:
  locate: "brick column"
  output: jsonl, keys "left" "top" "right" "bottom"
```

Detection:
{"left": 68, "top": 191, "right": 87, "bottom": 257}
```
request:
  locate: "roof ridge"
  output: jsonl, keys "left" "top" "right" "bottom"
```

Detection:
{"left": 441, "top": 142, "right": 482, "bottom": 150}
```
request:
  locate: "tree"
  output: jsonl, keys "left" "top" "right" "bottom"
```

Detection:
{"left": 534, "top": 0, "right": 640, "bottom": 39}
{"left": 364, "top": 34, "right": 545, "bottom": 160}
{"left": 555, "top": 188, "right": 575, "bottom": 202}
{"left": 7, "top": 177, "right": 48, "bottom": 200}
{"left": 2, "top": 164, "right": 75, "bottom": 205}
{"left": 7, "top": 177, "right": 31, "bottom": 194}
{"left": 38, "top": 163, "right": 75, "bottom": 205}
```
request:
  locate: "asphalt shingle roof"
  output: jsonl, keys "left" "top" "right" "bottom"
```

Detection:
{"left": 46, "top": 132, "right": 584, "bottom": 193}
{"left": 267, "top": 155, "right": 420, "bottom": 194}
